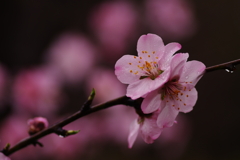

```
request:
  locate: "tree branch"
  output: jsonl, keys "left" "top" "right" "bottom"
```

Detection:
{"left": 1, "top": 58, "right": 240, "bottom": 156}
{"left": 2, "top": 95, "right": 133, "bottom": 156}
{"left": 205, "top": 59, "right": 240, "bottom": 73}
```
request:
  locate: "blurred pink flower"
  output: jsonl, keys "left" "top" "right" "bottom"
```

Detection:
{"left": 128, "top": 110, "right": 162, "bottom": 148}
{"left": 141, "top": 53, "right": 206, "bottom": 128}
{"left": 12, "top": 67, "right": 62, "bottom": 116}
{"left": 89, "top": 1, "right": 139, "bottom": 62}
{"left": 115, "top": 33, "right": 181, "bottom": 100}
{"left": 144, "top": 0, "right": 197, "bottom": 40}
{"left": 28, "top": 117, "right": 49, "bottom": 135}
{"left": 86, "top": 68, "right": 126, "bottom": 102}
{"left": 0, "top": 153, "right": 11, "bottom": 160}
{"left": 45, "top": 33, "right": 96, "bottom": 84}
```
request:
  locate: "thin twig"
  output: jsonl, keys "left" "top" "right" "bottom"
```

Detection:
{"left": 2, "top": 58, "right": 240, "bottom": 156}
{"left": 205, "top": 59, "right": 240, "bottom": 72}
{"left": 3, "top": 96, "right": 132, "bottom": 156}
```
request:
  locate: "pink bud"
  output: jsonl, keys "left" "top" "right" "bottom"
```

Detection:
{"left": 27, "top": 117, "right": 49, "bottom": 135}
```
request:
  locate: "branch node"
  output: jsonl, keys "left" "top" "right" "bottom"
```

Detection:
{"left": 81, "top": 88, "right": 95, "bottom": 111}
{"left": 32, "top": 141, "right": 44, "bottom": 147}
{"left": 54, "top": 127, "right": 80, "bottom": 138}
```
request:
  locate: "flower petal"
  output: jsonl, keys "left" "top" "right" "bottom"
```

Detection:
{"left": 137, "top": 34, "right": 165, "bottom": 60}
{"left": 170, "top": 53, "right": 189, "bottom": 79}
{"left": 140, "top": 115, "right": 162, "bottom": 144}
{"left": 128, "top": 118, "right": 140, "bottom": 148}
{"left": 180, "top": 60, "right": 206, "bottom": 86}
{"left": 157, "top": 105, "right": 179, "bottom": 128}
{"left": 159, "top": 42, "right": 182, "bottom": 69}
{"left": 115, "top": 55, "right": 142, "bottom": 84}
{"left": 176, "top": 87, "right": 198, "bottom": 113}
{"left": 141, "top": 90, "right": 161, "bottom": 114}
{"left": 127, "top": 67, "right": 170, "bottom": 99}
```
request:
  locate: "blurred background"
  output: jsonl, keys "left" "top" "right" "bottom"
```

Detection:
{"left": 1, "top": 0, "right": 240, "bottom": 160}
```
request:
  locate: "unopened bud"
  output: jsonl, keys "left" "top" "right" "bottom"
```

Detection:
{"left": 66, "top": 130, "right": 80, "bottom": 136}
{"left": 27, "top": 117, "right": 49, "bottom": 135}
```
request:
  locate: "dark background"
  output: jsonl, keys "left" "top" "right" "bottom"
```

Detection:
{"left": 2, "top": 0, "right": 240, "bottom": 160}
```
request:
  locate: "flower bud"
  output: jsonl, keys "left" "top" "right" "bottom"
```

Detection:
{"left": 27, "top": 117, "right": 49, "bottom": 135}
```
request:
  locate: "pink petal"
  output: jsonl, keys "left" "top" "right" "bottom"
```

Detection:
{"left": 0, "top": 153, "right": 11, "bottom": 160}
{"left": 157, "top": 105, "right": 179, "bottom": 128}
{"left": 179, "top": 60, "right": 206, "bottom": 86}
{"left": 176, "top": 87, "right": 198, "bottom": 113}
{"left": 158, "top": 42, "right": 182, "bottom": 69}
{"left": 170, "top": 53, "right": 189, "bottom": 79}
{"left": 137, "top": 34, "right": 165, "bottom": 60}
{"left": 126, "top": 68, "right": 170, "bottom": 99}
{"left": 141, "top": 90, "right": 162, "bottom": 114}
{"left": 115, "top": 55, "right": 142, "bottom": 84}
{"left": 128, "top": 118, "right": 140, "bottom": 148}
{"left": 140, "top": 116, "right": 162, "bottom": 144}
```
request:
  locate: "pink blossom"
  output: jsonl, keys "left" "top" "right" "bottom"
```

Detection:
{"left": 27, "top": 117, "right": 49, "bottom": 135}
{"left": 141, "top": 53, "right": 206, "bottom": 128}
{"left": 115, "top": 33, "right": 181, "bottom": 100}
{"left": 128, "top": 110, "right": 162, "bottom": 148}
{"left": 144, "top": 0, "right": 197, "bottom": 40}
{"left": 0, "top": 153, "right": 11, "bottom": 160}
{"left": 89, "top": 1, "right": 139, "bottom": 62}
{"left": 45, "top": 33, "right": 96, "bottom": 84}
{"left": 12, "top": 67, "right": 62, "bottom": 116}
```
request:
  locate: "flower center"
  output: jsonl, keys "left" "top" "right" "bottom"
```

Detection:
{"left": 160, "top": 76, "right": 193, "bottom": 110}
{"left": 160, "top": 76, "right": 183, "bottom": 100}
{"left": 139, "top": 61, "right": 163, "bottom": 80}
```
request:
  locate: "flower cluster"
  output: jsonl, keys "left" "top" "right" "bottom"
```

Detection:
{"left": 115, "top": 33, "right": 206, "bottom": 148}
